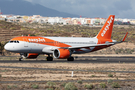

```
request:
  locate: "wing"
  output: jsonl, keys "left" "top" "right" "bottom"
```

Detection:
{"left": 67, "top": 43, "right": 115, "bottom": 49}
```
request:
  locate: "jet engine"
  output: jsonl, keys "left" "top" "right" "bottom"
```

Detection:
{"left": 22, "top": 53, "right": 39, "bottom": 59}
{"left": 53, "top": 49, "right": 71, "bottom": 59}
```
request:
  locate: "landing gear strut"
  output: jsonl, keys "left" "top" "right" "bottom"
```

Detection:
{"left": 19, "top": 53, "right": 23, "bottom": 61}
{"left": 46, "top": 54, "right": 53, "bottom": 61}
{"left": 67, "top": 57, "right": 74, "bottom": 61}
{"left": 19, "top": 57, "right": 23, "bottom": 61}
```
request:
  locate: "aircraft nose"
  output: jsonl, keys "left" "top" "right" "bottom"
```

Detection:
{"left": 4, "top": 44, "right": 10, "bottom": 51}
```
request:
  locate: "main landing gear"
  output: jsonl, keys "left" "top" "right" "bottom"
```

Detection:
{"left": 67, "top": 57, "right": 74, "bottom": 61}
{"left": 46, "top": 55, "right": 74, "bottom": 61}
{"left": 46, "top": 54, "right": 53, "bottom": 61}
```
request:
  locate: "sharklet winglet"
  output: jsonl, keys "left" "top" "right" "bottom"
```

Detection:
{"left": 121, "top": 32, "right": 128, "bottom": 42}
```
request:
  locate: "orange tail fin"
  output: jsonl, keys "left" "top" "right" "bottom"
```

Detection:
{"left": 96, "top": 15, "right": 115, "bottom": 40}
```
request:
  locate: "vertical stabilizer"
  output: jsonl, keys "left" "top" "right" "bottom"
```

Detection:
{"left": 96, "top": 15, "right": 115, "bottom": 40}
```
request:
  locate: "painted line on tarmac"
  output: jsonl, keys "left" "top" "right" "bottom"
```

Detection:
{"left": 0, "top": 66, "right": 135, "bottom": 73}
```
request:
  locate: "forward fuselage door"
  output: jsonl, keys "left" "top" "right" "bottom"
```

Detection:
{"left": 23, "top": 38, "right": 32, "bottom": 53}
{"left": 24, "top": 38, "right": 28, "bottom": 47}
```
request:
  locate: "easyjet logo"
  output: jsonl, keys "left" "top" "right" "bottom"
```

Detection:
{"left": 101, "top": 17, "right": 113, "bottom": 37}
{"left": 28, "top": 38, "right": 45, "bottom": 42}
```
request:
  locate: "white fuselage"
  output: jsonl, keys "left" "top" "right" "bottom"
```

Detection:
{"left": 5, "top": 37, "right": 99, "bottom": 54}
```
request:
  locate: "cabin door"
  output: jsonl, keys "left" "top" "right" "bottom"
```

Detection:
{"left": 24, "top": 38, "right": 28, "bottom": 47}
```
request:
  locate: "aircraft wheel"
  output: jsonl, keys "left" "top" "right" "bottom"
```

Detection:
{"left": 46, "top": 57, "right": 53, "bottom": 61}
{"left": 19, "top": 58, "right": 23, "bottom": 61}
{"left": 67, "top": 57, "right": 74, "bottom": 61}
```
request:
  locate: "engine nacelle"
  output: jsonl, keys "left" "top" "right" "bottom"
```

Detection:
{"left": 53, "top": 49, "right": 71, "bottom": 59}
{"left": 22, "top": 53, "right": 39, "bottom": 59}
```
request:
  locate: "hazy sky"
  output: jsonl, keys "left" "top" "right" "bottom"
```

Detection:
{"left": 24, "top": 0, "right": 135, "bottom": 18}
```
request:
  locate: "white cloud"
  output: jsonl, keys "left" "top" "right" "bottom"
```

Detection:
{"left": 24, "top": 0, "right": 135, "bottom": 18}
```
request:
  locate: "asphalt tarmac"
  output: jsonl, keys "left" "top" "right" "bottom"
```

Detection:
{"left": 0, "top": 56, "right": 135, "bottom": 63}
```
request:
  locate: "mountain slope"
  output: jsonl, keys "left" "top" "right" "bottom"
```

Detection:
{"left": 0, "top": 0, "right": 79, "bottom": 17}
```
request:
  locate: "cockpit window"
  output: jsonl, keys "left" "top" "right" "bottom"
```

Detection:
{"left": 9, "top": 41, "right": 19, "bottom": 43}
{"left": 9, "top": 41, "right": 13, "bottom": 43}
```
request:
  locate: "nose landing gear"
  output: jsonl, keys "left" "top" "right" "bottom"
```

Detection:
{"left": 19, "top": 57, "right": 23, "bottom": 61}
{"left": 19, "top": 53, "right": 23, "bottom": 61}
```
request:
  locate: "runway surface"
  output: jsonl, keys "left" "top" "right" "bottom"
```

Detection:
{"left": 0, "top": 56, "right": 135, "bottom": 63}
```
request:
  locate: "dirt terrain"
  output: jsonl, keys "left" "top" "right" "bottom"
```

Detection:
{"left": 1, "top": 63, "right": 135, "bottom": 81}
{"left": 0, "top": 57, "right": 135, "bottom": 89}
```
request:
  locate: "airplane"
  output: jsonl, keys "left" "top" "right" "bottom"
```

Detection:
{"left": 4, "top": 15, "right": 128, "bottom": 61}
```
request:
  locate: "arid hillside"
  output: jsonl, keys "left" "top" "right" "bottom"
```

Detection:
{"left": 0, "top": 20, "right": 135, "bottom": 55}
{"left": 0, "top": 21, "right": 134, "bottom": 42}
{"left": 0, "top": 21, "right": 36, "bottom": 41}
